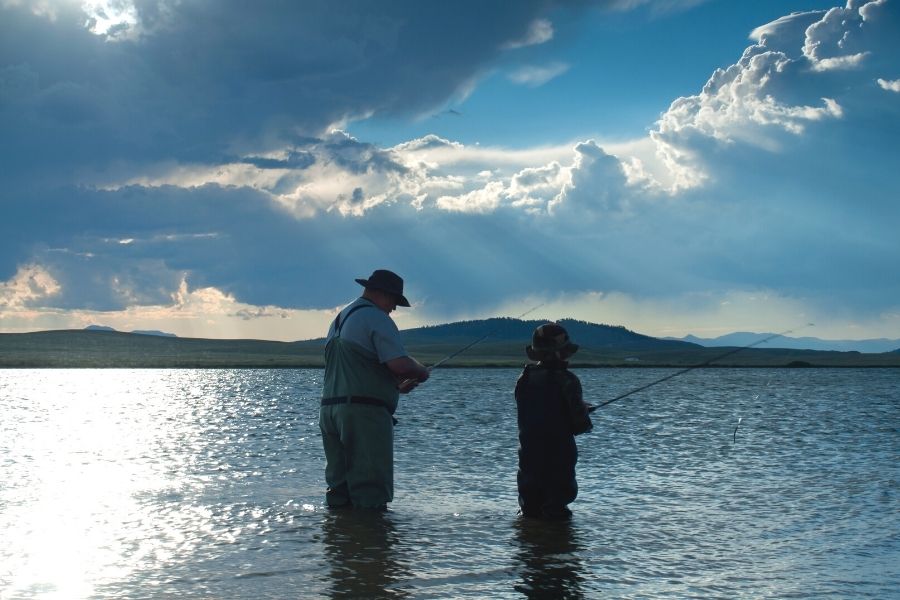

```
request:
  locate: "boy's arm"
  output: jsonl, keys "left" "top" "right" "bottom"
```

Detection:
{"left": 564, "top": 372, "right": 593, "bottom": 435}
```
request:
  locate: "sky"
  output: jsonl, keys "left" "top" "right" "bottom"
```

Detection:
{"left": 1, "top": 0, "right": 898, "bottom": 342}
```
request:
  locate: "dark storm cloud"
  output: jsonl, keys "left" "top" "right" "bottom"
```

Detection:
{"left": 0, "top": 0, "right": 566, "bottom": 179}
{"left": 0, "top": 0, "right": 589, "bottom": 311}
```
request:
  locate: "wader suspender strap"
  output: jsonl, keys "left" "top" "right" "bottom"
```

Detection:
{"left": 323, "top": 300, "right": 397, "bottom": 420}
{"left": 333, "top": 301, "right": 374, "bottom": 337}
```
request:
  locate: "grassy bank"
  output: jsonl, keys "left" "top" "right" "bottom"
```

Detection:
{"left": 1, "top": 330, "right": 899, "bottom": 368}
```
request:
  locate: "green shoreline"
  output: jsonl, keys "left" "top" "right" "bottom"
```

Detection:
{"left": 5, "top": 364, "right": 900, "bottom": 369}
{"left": 2, "top": 329, "right": 898, "bottom": 369}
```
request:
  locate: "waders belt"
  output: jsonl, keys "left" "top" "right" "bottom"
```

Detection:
{"left": 321, "top": 395, "right": 396, "bottom": 415}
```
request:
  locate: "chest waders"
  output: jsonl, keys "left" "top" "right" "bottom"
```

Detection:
{"left": 515, "top": 365, "right": 580, "bottom": 519}
{"left": 321, "top": 302, "right": 400, "bottom": 415}
{"left": 320, "top": 301, "right": 398, "bottom": 509}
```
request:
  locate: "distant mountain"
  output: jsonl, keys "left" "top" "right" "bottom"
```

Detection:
{"left": 84, "top": 325, "right": 177, "bottom": 337}
{"left": 398, "top": 318, "right": 699, "bottom": 351}
{"left": 668, "top": 332, "right": 900, "bottom": 353}
{"left": 131, "top": 330, "right": 177, "bottom": 337}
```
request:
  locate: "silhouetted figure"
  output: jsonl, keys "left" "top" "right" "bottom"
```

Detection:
{"left": 320, "top": 269, "right": 429, "bottom": 509}
{"left": 515, "top": 323, "right": 593, "bottom": 519}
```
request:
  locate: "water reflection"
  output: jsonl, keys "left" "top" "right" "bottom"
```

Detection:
{"left": 0, "top": 369, "right": 226, "bottom": 599}
{"left": 513, "top": 517, "right": 587, "bottom": 599}
{"left": 321, "top": 510, "right": 410, "bottom": 599}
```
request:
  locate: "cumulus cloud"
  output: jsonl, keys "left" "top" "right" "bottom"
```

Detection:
{"left": 877, "top": 77, "right": 900, "bottom": 91}
{"left": 802, "top": 0, "right": 895, "bottom": 71}
{"left": 651, "top": 0, "right": 897, "bottom": 191}
{"left": 650, "top": 46, "right": 846, "bottom": 190}
{"left": 0, "top": 274, "right": 335, "bottom": 340}
{"left": 507, "top": 163, "right": 570, "bottom": 210}
{"left": 645, "top": 1, "right": 900, "bottom": 193}
{"left": 107, "top": 129, "right": 596, "bottom": 221}
{"left": 390, "top": 138, "right": 638, "bottom": 219}
{"left": 549, "top": 142, "right": 631, "bottom": 217}
{"left": 435, "top": 182, "right": 505, "bottom": 214}
{"left": 101, "top": 130, "right": 418, "bottom": 217}
{"left": 0, "top": 264, "right": 61, "bottom": 309}
{"left": 82, "top": 0, "right": 142, "bottom": 39}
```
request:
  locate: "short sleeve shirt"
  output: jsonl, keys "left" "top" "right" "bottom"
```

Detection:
{"left": 326, "top": 297, "right": 408, "bottom": 363}
{"left": 323, "top": 297, "right": 409, "bottom": 406}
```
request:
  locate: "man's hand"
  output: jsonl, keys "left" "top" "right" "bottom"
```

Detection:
{"left": 387, "top": 357, "right": 430, "bottom": 393}
{"left": 397, "top": 378, "right": 419, "bottom": 394}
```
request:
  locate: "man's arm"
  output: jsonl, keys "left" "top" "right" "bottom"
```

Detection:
{"left": 385, "top": 356, "right": 430, "bottom": 393}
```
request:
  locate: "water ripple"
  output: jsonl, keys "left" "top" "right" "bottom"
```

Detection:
{"left": 1, "top": 367, "right": 897, "bottom": 598}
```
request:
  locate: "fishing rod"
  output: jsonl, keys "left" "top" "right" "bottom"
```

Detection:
{"left": 400, "top": 303, "right": 545, "bottom": 388}
{"left": 428, "top": 303, "right": 546, "bottom": 370}
{"left": 587, "top": 323, "right": 814, "bottom": 413}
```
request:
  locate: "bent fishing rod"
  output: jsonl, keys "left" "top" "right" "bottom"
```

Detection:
{"left": 587, "top": 323, "right": 814, "bottom": 413}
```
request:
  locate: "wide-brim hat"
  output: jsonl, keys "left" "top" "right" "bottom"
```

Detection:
{"left": 355, "top": 269, "right": 410, "bottom": 307}
{"left": 526, "top": 322, "right": 579, "bottom": 361}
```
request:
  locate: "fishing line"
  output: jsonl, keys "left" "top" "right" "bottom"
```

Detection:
{"left": 587, "top": 323, "right": 814, "bottom": 413}
{"left": 734, "top": 380, "right": 767, "bottom": 444}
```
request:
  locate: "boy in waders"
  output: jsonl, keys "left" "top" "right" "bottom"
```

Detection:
{"left": 515, "top": 323, "right": 593, "bottom": 519}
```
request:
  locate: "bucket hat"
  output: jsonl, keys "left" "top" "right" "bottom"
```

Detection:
{"left": 526, "top": 322, "right": 579, "bottom": 361}
{"left": 355, "top": 269, "right": 410, "bottom": 307}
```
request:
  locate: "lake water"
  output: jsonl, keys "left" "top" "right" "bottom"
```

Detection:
{"left": 1, "top": 367, "right": 898, "bottom": 599}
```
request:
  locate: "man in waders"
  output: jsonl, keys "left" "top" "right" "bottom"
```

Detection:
{"left": 515, "top": 323, "right": 593, "bottom": 519}
{"left": 320, "top": 269, "right": 430, "bottom": 509}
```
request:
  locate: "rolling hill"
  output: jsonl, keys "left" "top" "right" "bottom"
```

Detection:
{"left": 396, "top": 318, "right": 699, "bottom": 351}
{"left": 2, "top": 318, "right": 898, "bottom": 368}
